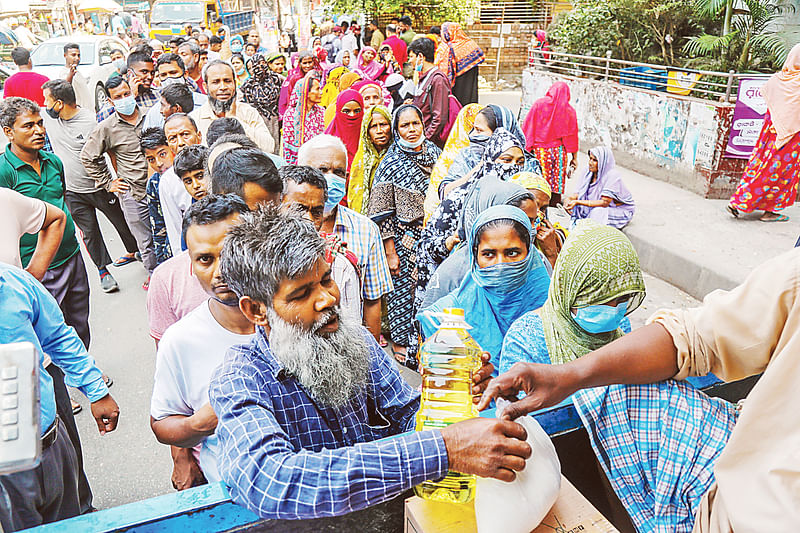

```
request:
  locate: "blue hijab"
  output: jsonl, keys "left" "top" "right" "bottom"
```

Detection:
{"left": 418, "top": 205, "right": 551, "bottom": 369}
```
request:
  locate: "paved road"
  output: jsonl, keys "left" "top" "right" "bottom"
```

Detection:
{"left": 69, "top": 214, "right": 699, "bottom": 510}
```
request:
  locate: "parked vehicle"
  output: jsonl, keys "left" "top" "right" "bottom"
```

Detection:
{"left": 30, "top": 35, "right": 130, "bottom": 112}
{"left": 148, "top": 0, "right": 255, "bottom": 43}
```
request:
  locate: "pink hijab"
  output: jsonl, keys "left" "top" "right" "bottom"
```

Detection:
{"left": 522, "top": 81, "right": 579, "bottom": 152}
{"left": 762, "top": 44, "right": 800, "bottom": 149}
{"left": 354, "top": 46, "right": 383, "bottom": 80}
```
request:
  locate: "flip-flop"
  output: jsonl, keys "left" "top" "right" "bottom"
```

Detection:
{"left": 391, "top": 348, "right": 407, "bottom": 364}
{"left": 726, "top": 205, "right": 740, "bottom": 219}
{"left": 760, "top": 214, "right": 789, "bottom": 222}
{"left": 113, "top": 254, "right": 138, "bottom": 267}
{"left": 102, "top": 374, "right": 113, "bottom": 388}
{"left": 71, "top": 399, "right": 82, "bottom": 415}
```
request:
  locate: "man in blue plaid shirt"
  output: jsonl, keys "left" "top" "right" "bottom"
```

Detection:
{"left": 209, "top": 206, "right": 531, "bottom": 520}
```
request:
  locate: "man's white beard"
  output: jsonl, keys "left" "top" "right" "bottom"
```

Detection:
{"left": 266, "top": 306, "right": 370, "bottom": 409}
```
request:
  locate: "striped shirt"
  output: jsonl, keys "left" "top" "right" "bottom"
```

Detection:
{"left": 332, "top": 206, "right": 393, "bottom": 301}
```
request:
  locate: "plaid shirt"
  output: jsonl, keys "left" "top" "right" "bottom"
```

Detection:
{"left": 333, "top": 206, "right": 393, "bottom": 301}
{"left": 209, "top": 326, "right": 448, "bottom": 520}
{"left": 96, "top": 86, "right": 161, "bottom": 122}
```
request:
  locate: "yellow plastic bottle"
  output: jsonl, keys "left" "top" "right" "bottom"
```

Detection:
{"left": 415, "top": 307, "right": 482, "bottom": 504}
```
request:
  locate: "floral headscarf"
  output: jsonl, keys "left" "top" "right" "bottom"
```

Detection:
{"left": 241, "top": 54, "right": 283, "bottom": 119}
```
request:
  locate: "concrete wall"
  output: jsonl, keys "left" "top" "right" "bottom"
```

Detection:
{"left": 520, "top": 68, "right": 748, "bottom": 198}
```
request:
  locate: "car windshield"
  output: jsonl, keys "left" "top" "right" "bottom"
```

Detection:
{"left": 32, "top": 42, "right": 94, "bottom": 66}
{"left": 151, "top": 3, "right": 204, "bottom": 23}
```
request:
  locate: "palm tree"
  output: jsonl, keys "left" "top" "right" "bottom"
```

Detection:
{"left": 684, "top": 0, "right": 792, "bottom": 71}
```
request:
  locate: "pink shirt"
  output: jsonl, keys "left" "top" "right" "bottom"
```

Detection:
{"left": 146, "top": 251, "right": 207, "bottom": 340}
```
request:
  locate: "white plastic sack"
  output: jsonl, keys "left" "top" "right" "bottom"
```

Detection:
{"left": 474, "top": 399, "right": 562, "bottom": 533}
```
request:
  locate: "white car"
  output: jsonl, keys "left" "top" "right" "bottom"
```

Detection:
{"left": 30, "top": 35, "right": 130, "bottom": 112}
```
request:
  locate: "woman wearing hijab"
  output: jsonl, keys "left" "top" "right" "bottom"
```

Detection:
{"left": 434, "top": 104, "right": 532, "bottom": 214}
{"left": 418, "top": 205, "right": 551, "bottom": 368}
{"left": 348, "top": 105, "right": 393, "bottom": 214}
{"left": 320, "top": 65, "right": 349, "bottom": 109}
{"left": 425, "top": 103, "right": 484, "bottom": 222}
{"left": 324, "top": 89, "right": 364, "bottom": 173}
{"left": 566, "top": 146, "right": 635, "bottom": 229}
{"left": 523, "top": 81, "right": 579, "bottom": 206}
{"left": 416, "top": 175, "right": 548, "bottom": 314}
{"left": 240, "top": 54, "right": 284, "bottom": 155}
{"left": 334, "top": 49, "right": 354, "bottom": 69}
{"left": 279, "top": 50, "right": 321, "bottom": 116}
{"left": 354, "top": 46, "right": 383, "bottom": 81}
{"left": 281, "top": 72, "right": 325, "bottom": 165}
{"left": 352, "top": 79, "right": 393, "bottom": 111}
{"left": 324, "top": 72, "right": 362, "bottom": 126}
{"left": 229, "top": 35, "right": 244, "bottom": 54}
{"left": 230, "top": 53, "right": 250, "bottom": 86}
{"left": 266, "top": 52, "right": 287, "bottom": 75}
{"left": 500, "top": 220, "right": 645, "bottom": 371}
{"left": 728, "top": 44, "right": 800, "bottom": 222}
{"left": 434, "top": 22, "right": 485, "bottom": 106}
{"left": 367, "top": 104, "right": 442, "bottom": 364}
{"left": 376, "top": 42, "right": 401, "bottom": 82}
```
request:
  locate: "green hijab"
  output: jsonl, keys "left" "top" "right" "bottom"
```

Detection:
{"left": 540, "top": 220, "right": 646, "bottom": 364}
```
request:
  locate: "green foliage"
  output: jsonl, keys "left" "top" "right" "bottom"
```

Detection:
{"left": 547, "top": 0, "right": 787, "bottom": 72}
{"left": 684, "top": 0, "right": 792, "bottom": 71}
{"left": 324, "top": 0, "right": 477, "bottom": 25}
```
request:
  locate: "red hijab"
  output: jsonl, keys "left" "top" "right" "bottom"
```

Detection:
{"left": 522, "top": 81, "right": 579, "bottom": 152}
{"left": 325, "top": 89, "right": 364, "bottom": 170}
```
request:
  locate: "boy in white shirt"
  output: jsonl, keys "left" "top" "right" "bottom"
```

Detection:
{"left": 150, "top": 194, "right": 254, "bottom": 487}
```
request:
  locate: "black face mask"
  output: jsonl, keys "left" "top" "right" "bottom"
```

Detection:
{"left": 45, "top": 103, "right": 61, "bottom": 120}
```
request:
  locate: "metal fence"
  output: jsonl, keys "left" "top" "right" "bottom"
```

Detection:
{"left": 528, "top": 48, "right": 770, "bottom": 102}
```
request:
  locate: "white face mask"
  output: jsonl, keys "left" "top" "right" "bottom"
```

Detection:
{"left": 161, "top": 76, "right": 186, "bottom": 87}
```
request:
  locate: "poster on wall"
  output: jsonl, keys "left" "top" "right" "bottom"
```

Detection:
{"left": 725, "top": 77, "right": 768, "bottom": 158}
{"left": 682, "top": 102, "right": 716, "bottom": 168}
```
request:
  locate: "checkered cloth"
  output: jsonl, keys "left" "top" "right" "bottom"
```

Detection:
{"left": 96, "top": 86, "right": 161, "bottom": 122}
{"left": 573, "top": 380, "right": 738, "bottom": 532}
{"left": 208, "top": 326, "right": 448, "bottom": 520}
{"left": 333, "top": 206, "right": 393, "bottom": 301}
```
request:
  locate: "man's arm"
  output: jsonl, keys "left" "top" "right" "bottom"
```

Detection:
{"left": 481, "top": 248, "right": 800, "bottom": 419}
{"left": 26, "top": 203, "right": 66, "bottom": 280}
{"left": 27, "top": 271, "right": 119, "bottom": 434}
{"left": 424, "top": 73, "right": 448, "bottom": 141}
{"left": 150, "top": 405, "right": 217, "bottom": 448}
{"left": 210, "top": 363, "right": 528, "bottom": 520}
{"left": 362, "top": 299, "right": 381, "bottom": 340}
{"left": 245, "top": 110, "right": 275, "bottom": 153}
{"left": 79, "top": 124, "right": 116, "bottom": 191}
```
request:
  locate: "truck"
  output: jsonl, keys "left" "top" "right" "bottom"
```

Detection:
{"left": 148, "top": 0, "right": 256, "bottom": 43}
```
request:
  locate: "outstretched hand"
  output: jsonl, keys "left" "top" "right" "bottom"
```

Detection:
{"left": 441, "top": 417, "right": 531, "bottom": 482}
{"left": 477, "top": 362, "right": 576, "bottom": 420}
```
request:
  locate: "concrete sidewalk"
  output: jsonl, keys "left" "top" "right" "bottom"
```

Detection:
{"left": 566, "top": 154, "right": 800, "bottom": 300}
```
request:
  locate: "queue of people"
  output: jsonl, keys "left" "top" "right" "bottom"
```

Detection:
{"left": 12, "top": 18, "right": 800, "bottom": 533}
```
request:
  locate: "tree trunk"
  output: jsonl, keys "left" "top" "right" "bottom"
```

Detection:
{"left": 723, "top": 0, "right": 733, "bottom": 35}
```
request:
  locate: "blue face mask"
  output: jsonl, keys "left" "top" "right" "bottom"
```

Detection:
{"left": 113, "top": 94, "right": 136, "bottom": 116}
{"left": 231, "top": 44, "right": 243, "bottom": 53}
{"left": 572, "top": 300, "right": 628, "bottom": 334}
{"left": 324, "top": 173, "right": 346, "bottom": 213}
{"left": 468, "top": 130, "right": 490, "bottom": 145}
{"left": 473, "top": 257, "right": 530, "bottom": 293}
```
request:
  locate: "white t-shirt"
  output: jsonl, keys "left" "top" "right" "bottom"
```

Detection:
{"left": 150, "top": 299, "right": 254, "bottom": 482}
{"left": 0, "top": 188, "right": 46, "bottom": 268}
{"left": 158, "top": 167, "right": 193, "bottom": 254}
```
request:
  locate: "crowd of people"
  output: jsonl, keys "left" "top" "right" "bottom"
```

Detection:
{"left": 2, "top": 16, "right": 797, "bottom": 533}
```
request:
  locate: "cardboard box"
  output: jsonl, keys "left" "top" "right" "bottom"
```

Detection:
{"left": 404, "top": 476, "right": 619, "bottom": 533}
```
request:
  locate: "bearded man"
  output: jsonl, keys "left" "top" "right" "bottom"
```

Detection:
{"left": 189, "top": 60, "right": 274, "bottom": 153}
{"left": 209, "top": 206, "right": 532, "bottom": 520}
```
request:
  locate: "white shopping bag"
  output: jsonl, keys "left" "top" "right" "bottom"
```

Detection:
{"left": 474, "top": 399, "right": 562, "bottom": 533}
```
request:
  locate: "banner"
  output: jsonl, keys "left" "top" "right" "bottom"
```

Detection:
{"left": 724, "top": 77, "right": 768, "bottom": 159}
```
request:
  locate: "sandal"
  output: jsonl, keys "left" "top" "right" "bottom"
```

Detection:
{"left": 112, "top": 253, "right": 138, "bottom": 267}
{"left": 71, "top": 399, "right": 82, "bottom": 415}
{"left": 726, "top": 205, "right": 740, "bottom": 219}
{"left": 102, "top": 373, "right": 113, "bottom": 388}
{"left": 760, "top": 214, "right": 789, "bottom": 222}
{"left": 391, "top": 348, "right": 407, "bottom": 365}
{"left": 142, "top": 276, "right": 150, "bottom": 291}
{"left": 379, "top": 334, "right": 388, "bottom": 347}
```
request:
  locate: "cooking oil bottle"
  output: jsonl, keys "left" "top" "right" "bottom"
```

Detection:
{"left": 415, "top": 307, "right": 482, "bottom": 504}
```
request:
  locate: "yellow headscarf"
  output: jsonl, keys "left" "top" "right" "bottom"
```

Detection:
{"left": 320, "top": 66, "right": 348, "bottom": 108}
{"left": 348, "top": 105, "right": 393, "bottom": 214}
{"left": 325, "top": 72, "right": 362, "bottom": 126}
{"left": 423, "top": 103, "right": 484, "bottom": 223}
{"left": 511, "top": 172, "right": 551, "bottom": 198}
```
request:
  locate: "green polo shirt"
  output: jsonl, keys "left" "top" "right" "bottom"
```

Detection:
{"left": 0, "top": 145, "right": 79, "bottom": 269}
